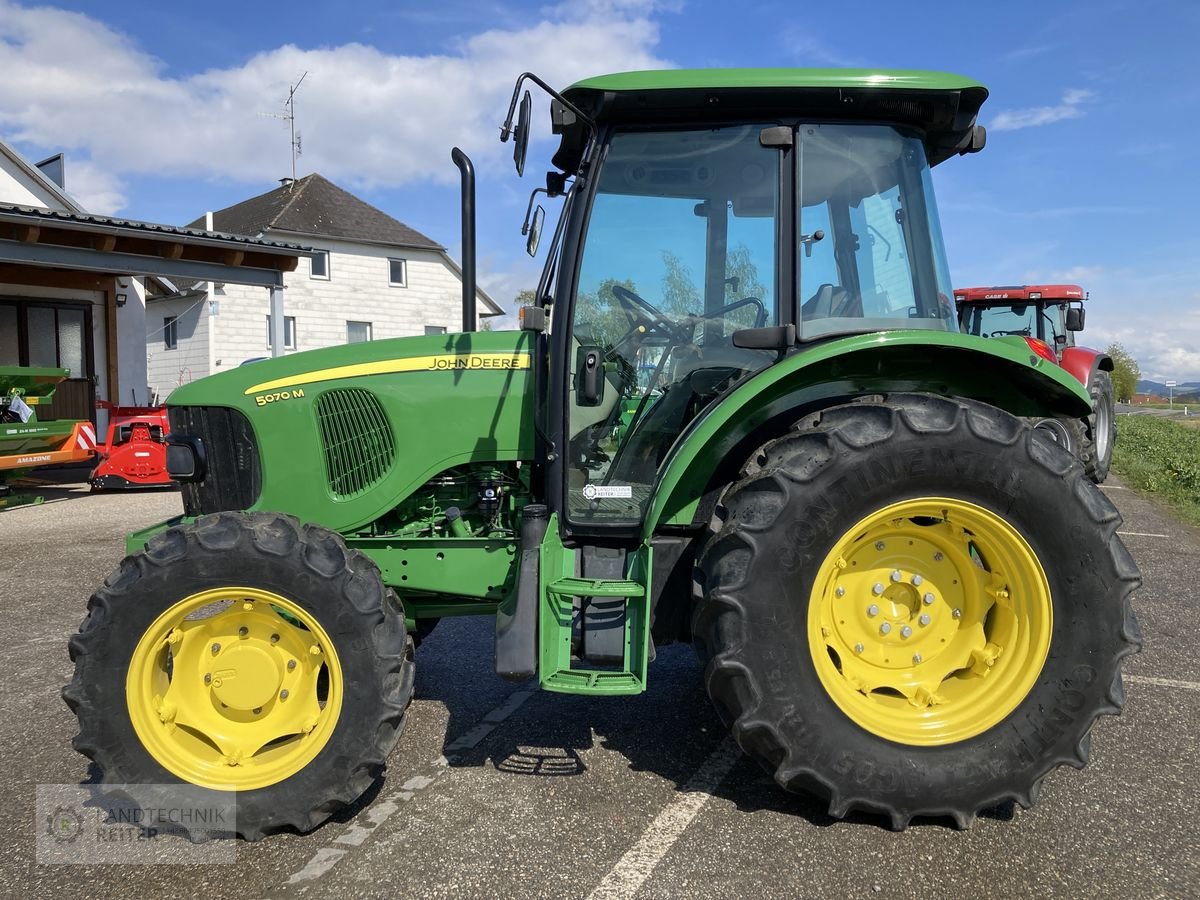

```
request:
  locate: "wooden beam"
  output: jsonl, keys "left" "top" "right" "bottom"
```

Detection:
{"left": 159, "top": 242, "right": 185, "bottom": 260}
{"left": 221, "top": 248, "right": 245, "bottom": 267}
{"left": 93, "top": 234, "right": 117, "bottom": 253}
{"left": 0, "top": 264, "right": 108, "bottom": 290}
{"left": 16, "top": 224, "right": 40, "bottom": 243}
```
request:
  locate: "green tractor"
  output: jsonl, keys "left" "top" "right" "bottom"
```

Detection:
{"left": 65, "top": 69, "right": 1141, "bottom": 838}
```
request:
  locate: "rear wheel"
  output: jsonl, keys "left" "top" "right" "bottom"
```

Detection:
{"left": 1082, "top": 370, "right": 1116, "bottom": 483}
{"left": 64, "top": 511, "right": 413, "bottom": 840}
{"left": 694, "top": 394, "right": 1141, "bottom": 828}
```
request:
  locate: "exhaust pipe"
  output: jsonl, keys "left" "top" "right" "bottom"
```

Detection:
{"left": 451, "top": 147, "right": 477, "bottom": 333}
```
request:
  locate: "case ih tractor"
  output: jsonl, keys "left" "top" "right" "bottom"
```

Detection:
{"left": 955, "top": 284, "right": 1116, "bottom": 481}
{"left": 65, "top": 70, "right": 1141, "bottom": 838}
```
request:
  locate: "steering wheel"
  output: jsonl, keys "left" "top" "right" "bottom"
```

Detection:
{"left": 611, "top": 284, "right": 692, "bottom": 345}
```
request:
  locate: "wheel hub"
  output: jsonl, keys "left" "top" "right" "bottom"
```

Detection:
{"left": 125, "top": 587, "right": 342, "bottom": 791}
{"left": 810, "top": 498, "right": 1052, "bottom": 745}
{"left": 209, "top": 644, "right": 282, "bottom": 711}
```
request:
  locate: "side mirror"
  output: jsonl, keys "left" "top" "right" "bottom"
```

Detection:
{"left": 513, "top": 91, "right": 532, "bottom": 176}
{"left": 526, "top": 205, "right": 545, "bottom": 257}
{"left": 1065, "top": 307, "right": 1085, "bottom": 331}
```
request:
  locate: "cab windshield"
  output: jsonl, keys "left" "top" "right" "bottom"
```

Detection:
{"left": 564, "top": 122, "right": 956, "bottom": 525}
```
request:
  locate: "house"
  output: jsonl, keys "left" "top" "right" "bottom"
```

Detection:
{"left": 146, "top": 173, "right": 501, "bottom": 400}
{"left": 0, "top": 142, "right": 148, "bottom": 421}
{"left": 0, "top": 139, "right": 307, "bottom": 428}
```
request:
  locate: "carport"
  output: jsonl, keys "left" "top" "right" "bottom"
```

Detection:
{"left": 0, "top": 204, "right": 304, "bottom": 423}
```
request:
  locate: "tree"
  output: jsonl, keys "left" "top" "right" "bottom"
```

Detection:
{"left": 1106, "top": 342, "right": 1140, "bottom": 402}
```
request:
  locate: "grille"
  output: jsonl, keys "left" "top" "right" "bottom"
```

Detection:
{"left": 167, "top": 406, "right": 261, "bottom": 515}
{"left": 314, "top": 389, "right": 395, "bottom": 499}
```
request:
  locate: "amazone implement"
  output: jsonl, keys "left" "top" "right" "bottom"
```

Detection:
{"left": 65, "top": 69, "right": 1141, "bottom": 839}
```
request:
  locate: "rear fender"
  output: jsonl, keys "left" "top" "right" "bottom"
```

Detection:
{"left": 643, "top": 331, "right": 1092, "bottom": 534}
{"left": 1059, "top": 346, "right": 1113, "bottom": 388}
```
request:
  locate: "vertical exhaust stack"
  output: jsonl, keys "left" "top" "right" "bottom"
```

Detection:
{"left": 451, "top": 148, "right": 477, "bottom": 333}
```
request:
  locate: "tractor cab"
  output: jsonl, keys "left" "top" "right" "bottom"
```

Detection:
{"left": 504, "top": 70, "right": 989, "bottom": 529}
{"left": 954, "top": 283, "right": 1088, "bottom": 360}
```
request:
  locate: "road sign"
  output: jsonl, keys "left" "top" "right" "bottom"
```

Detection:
{"left": 1166, "top": 380, "right": 1178, "bottom": 388}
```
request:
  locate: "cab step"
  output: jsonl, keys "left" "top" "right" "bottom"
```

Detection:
{"left": 538, "top": 515, "right": 651, "bottom": 696}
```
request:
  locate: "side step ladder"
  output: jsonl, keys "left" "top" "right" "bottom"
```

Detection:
{"left": 494, "top": 508, "right": 652, "bottom": 696}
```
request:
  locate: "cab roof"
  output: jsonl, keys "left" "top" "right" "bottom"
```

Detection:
{"left": 955, "top": 285, "right": 1087, "bottom": 303}
{"left": 557, "top": 68, "right": 988, "bottom": 171}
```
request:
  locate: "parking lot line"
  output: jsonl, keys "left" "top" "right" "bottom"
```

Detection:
{"left": 587, "top": 737, "right": 741, "bottom": 900}
{"left": 1116, "top": 531, "right": 1170, "bottom": 538}
{"left": 1125, "top": 674, "right": 1200, "bottom": 692}
{"left": 284, "top": 688, "right": 537, "bottom": 886}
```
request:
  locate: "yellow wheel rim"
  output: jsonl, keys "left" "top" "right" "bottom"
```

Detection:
{"left": 126, "top": 587, "right": 343, "bottom": 791}
{"left": 808, "top": 498, "right": 1052, "bottom": 746}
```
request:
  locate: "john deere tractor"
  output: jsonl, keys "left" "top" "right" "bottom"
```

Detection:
{"left": 65, "top": 69, "right": 1141, "bottom": 838}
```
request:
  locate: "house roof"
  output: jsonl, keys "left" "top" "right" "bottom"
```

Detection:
{"left": 0, "top": 140, "right": 84, "bottom": 213}
{"left": 0, "top": 204, "right": 304, "bottom": 288}
{"left": 189, "top": 173, "right": 443, "bottom": 250}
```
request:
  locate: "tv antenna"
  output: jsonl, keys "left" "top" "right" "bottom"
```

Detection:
{"left": 259, "top": 71, "right": 308, "bottom": 186}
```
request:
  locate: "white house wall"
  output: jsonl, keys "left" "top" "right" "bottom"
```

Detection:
{"left": 206, "top": 239, "right": 473, "bottom": 374}
{"left": 0, "top": 153, "right": 69, "bottom": 210}
{"left": 146, "top": 292, "right": 210, "bottom": 403}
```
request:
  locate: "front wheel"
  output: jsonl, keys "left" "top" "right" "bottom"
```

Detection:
{"left": 1082, "top": 369, "right": 1116, "bottom": 483}
{"left": 694, "top": 394, "right": 1141, "bottom": 828}
{"left": 63, "top": 512, "right": 414, "bottom": 840}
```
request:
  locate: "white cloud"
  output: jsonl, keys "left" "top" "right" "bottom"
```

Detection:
{"left": 0, "top": 1, "right": 671, "bottom": 212}
{"left": 61, "top": 160, "right": 126, "bottom": 214}
{"left": 990, "top": 88, "right": 1094, "bottom": 132}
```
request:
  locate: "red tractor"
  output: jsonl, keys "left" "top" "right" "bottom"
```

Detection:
{"left": 955, "top": 284, "right": 1115, "bottom": 481}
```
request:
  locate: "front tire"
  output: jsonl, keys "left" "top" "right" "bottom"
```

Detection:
{"left": 63, "top": 511, "right": 414, "bottom": 840}
{"left": 1082, "top": 370, "right": 1116, "bottom": 483}
{"left": 694, "top": 394, "right": 1141, "bottom": 828}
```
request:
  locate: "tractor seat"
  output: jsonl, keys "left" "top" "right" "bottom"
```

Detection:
{"left": 801, "top": 283, "right": 863, "bottom": 320}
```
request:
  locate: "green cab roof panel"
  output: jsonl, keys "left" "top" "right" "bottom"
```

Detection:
{"left": 568, "top": 68, "right": 984, "bottom": 95}
{"left": 555, "top": 68, "right": 989, "bottom": 172}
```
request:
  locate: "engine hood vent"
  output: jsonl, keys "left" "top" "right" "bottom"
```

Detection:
{"left": 315, "top": 388, "right": 395, "bottom": 499}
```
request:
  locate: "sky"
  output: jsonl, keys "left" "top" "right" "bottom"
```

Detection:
{"left": 1, "top": 0, "right": 1197, "bottom": 381}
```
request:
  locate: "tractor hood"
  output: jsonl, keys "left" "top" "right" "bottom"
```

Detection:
{"left": 165, "top": 330, "right": 535, "bottom": 533}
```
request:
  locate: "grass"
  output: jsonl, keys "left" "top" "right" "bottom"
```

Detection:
{"left": 1112, "top": 414, "right": 1200, "bottom": 526}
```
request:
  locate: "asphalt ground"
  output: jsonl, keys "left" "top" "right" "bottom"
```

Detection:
{"left": 1, "top": 472, "right": 1197, "bottom": 899}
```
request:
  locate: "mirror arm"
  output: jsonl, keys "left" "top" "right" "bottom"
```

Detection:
{"left": 500, "top": 72, "right": 597, "bottom": 148}
{"left": 522, "top": 188, "right": 549, "bottom": 235}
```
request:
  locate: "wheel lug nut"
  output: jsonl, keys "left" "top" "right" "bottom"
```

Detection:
{"left": 287, "top": 660, "right": 297, "bottom": 671}
{"left": 238, "top": 626, "right": 248, "bottom": 638}
{"left": 934, "top": 552, "right": 944, "bottom": 562}
{"left": 867, "top": 604, "right": 879, "bottom": 617}
{"left": 211, "top": 643, "right": 221, "bottom": 654}
{"left": 872, "top": 583, "right": 885, "bottom": 596}
{"left": 854, "top": 643, "right": 865, "bottom": 654}
{"left": 952, "top": 608, "right": 962, "bottom": 619}
{"left": 923, "top": 593, "right": 935, "bottom": 606}
{"left": 204, "top": 673, "right": 212, "bottom": 684}
{"left": 919, "top": 614, "right": 931, "bottom": 626}
{"left": 875, "top": 541, "right": 886, "bottom": 551}
{"left": 900, "top": 625, "right": 912, "bottom": 639}
{"left": 270, "top": 633, "right": 280, "bottom": 643}
{"left": 879, "top": 623, "right": 892, "bottom": 635}
{"left": 835, "top": 586, "right": 845, "bottom": 598}
{"left": 280, "top": 690, "right": 289, "bottom": 701}
{"left": 913, "top": 653, "right": 923, "bottom": 664}
{"left": 253, "top": 707, "right": 262, "bottom": 714}
{"left": 890, "top": 570, "right": 902, "bottom": 583}
{"left": 911, "top": 574, "right": 923, "bottom": 586}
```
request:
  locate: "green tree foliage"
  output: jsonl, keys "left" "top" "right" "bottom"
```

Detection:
{"left": 1106, "top": 342, "right": 1141, "bottom": 402}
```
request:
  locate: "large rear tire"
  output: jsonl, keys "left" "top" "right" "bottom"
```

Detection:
{"left": 63, "top": 511, "right": 413, "bottom": 840}
{"left": 1082, "top": 369, "right": 1116, "bottom": 483}
{"left": 694, "top": 394, "right": 1141, "bottom": 828}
